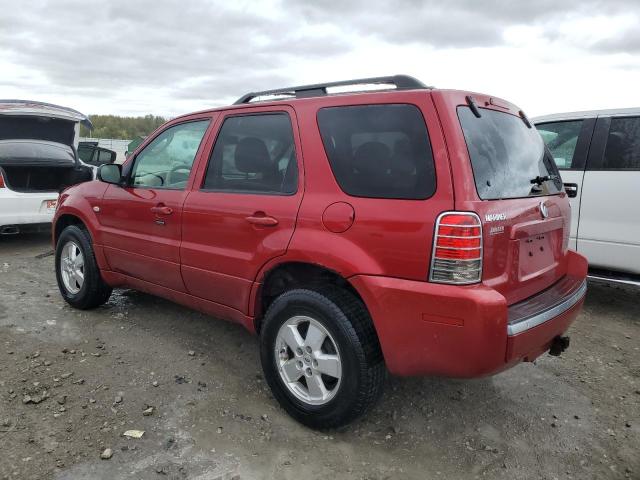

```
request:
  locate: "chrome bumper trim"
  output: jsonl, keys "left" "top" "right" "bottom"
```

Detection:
{"left": 507, "top": 280, "right": 587, "bottom": 336}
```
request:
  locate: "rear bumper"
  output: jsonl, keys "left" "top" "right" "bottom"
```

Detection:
{"left": 350, "top": 250, "right": 588, "bottom": 377}
{"left": 0, "top": 190, "right": 57, "bottom": 228}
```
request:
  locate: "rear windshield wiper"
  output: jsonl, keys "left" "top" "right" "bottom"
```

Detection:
{"left": 530, "top": 174, "right": 559, "bottom": 185}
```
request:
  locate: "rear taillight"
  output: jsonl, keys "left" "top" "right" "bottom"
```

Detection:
{"left": 429, "top": 212, "right": 483, "bottom": 284}
{"left": 0, "top": 170, "right": 5, "bottom": 188}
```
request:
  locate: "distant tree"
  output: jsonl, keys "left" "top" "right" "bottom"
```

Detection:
{"left": 80, "top": 115, "right": 167, "bottom": 139}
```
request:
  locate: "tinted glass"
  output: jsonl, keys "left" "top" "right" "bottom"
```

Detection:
{"left": 0, "top": 116, "right": 75, "bottom": 145}
{"left": 202, "top": 113, "right": 298, "bottom": 194}
{"left": 317, "top": 104, "right": 435, "bottom": 199}
{"left": 536, "top": 120, "right": 583, "bottom": 169}
{"left": 131, "top": 120, "right": 209, "bottom": 189}
{"left": 77, "top": 145, "right": 94, "bottom": 163}
{"left": 98, "top": 149, "right": 114, "bottom": 164}
{"left": 602, "top": 117, "right": 640, "bottom": 170}
{"left": 458, "top": 106, "right": 562, "bottom": 200}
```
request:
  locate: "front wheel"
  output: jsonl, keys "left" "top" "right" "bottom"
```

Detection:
{"left": 260, "top": 288, "right": 385, "bottom": 429}
{"left": 55, "top": 225, "right": 112, "bottom": 309}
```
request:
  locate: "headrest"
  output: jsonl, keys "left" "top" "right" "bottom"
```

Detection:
{"left": 608, "top": 131, "right": 626, "bottom": 147}
{"left": 392, "top": 138, "right": 414, "bottom": 174}
{"left": 353, "top": 141, "right": 391, "bottom": 177}
{"left": 234, "top": 137, "right": 271, "bottom": 174}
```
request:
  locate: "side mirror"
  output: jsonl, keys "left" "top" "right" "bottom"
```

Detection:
{"left": 97, "top": 163, "right": 123, "bottom": 185}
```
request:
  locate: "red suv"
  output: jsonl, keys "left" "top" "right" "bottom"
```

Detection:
{"left": 53, "top": 76, "right": 587, "bottom": 428}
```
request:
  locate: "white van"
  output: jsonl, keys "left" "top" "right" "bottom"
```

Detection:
{"left": 534, "top": 108, "right": 640, "bottom": 286}
{"left": 0, "top": 100, "right": 94, "bottom": 235}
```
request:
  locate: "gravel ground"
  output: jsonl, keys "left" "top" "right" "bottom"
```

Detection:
{"left": 0, "top": 232, "right": 638, "bottom": 480}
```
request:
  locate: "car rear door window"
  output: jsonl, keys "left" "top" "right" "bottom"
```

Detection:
{"left": 317, "top": 104, "right": 435, "bottom": 200}
{"left": 202, "top": 113, "right": 298, "bottom": 195}
{"left": 601, "top": 117, "right": 640, "bottom": 170}
{"left": 536, "top": 120, "right": 583, "bottom": 170}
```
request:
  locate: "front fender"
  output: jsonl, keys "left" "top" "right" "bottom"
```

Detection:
{"left": 53, "top": 181, "right": 109, "bottom": 267}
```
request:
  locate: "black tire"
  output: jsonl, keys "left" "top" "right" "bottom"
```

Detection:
{"left": 55, "top": 225, "right": 112, "bottom": 309}
{"left": 260, "top": 287, "right": 385, "bottom": 429}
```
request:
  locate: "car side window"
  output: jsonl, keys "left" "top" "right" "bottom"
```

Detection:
{"left": 98, "top": 149, "right": 115, "bottom": 164}
{"left": 317, "top": 104, "right": 436, "bottom": 200}
{"left": 202, "top": 113, "right": 298, "bottom": 194}
{"left": 536, "top": 120, "right": 583, "bottom": 170}
{"left": 130, "top": 120, "right": 210, "bottom": 189}
{"left": 601, "top": 117, "right": 640, "bottom": 170}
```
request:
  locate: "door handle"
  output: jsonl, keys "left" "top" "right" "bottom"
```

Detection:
{"left": 245, "top": 212, "right": 279, "bottom": 226}
{"left": 150, "top": 205, "right": 173, "bottom": 215}
{"left": 563, "top": 183, "right": 578, "bottom": 198}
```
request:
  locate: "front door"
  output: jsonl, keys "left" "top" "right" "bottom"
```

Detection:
{"left": 98, "top": 119, "right": 211, "bottom": 291}
{"left": 181, "top": 109, "right": 303, "bottom": 313}
{"left": 578, "top": 115, "right": 640, "bottom": 274}
{"left": 536, "top": 118, "right": 595, "bottom": 250}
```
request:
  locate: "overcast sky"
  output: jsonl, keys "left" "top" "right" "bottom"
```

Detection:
{"left": 1, "top": 0, "right": 639, "bottom": 118}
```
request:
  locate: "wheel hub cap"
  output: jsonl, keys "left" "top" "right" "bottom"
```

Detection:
{"left": 274, "top": 315, "right": 342, "bottom": 406}
{"left": 59, "top": 241, "right": 85, "bottom": 295}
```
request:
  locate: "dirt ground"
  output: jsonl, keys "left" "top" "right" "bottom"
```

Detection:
{"left": 0, "top": 232, "right": 638, "bottom": 480}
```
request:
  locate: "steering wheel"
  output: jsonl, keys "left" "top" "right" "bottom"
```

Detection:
{"left": 165, "top": 164, "right": 191, "bottom": 186}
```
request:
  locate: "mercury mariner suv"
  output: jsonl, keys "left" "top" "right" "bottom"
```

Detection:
{"left": 52, "top": 76, "right": 588, "bottom": 428}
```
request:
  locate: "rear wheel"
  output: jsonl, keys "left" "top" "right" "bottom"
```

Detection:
{"left": 260, "top": 287, "right": 385, "bottom": 429}
{"left": 55, "top": 225, "right": 112, "bottom": 309}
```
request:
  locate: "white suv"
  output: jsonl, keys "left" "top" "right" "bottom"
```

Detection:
{"left": 534, "top": 108, "right": 640, "bottom": 285}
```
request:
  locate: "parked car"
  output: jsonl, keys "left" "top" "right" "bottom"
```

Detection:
{"left": 0, "top": 100, "right": 94, "bottom": 235}
{"left": 78, "top": 141, "right": 117, "bottom": 167}
{"left": 534, "top": 108, "right": 640, "bottom": 286}
{"left": 52, "top": 76, "right": 587, "bottom": 428}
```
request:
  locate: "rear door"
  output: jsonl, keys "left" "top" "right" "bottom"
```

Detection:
{"left": 536, "top": 119, "right": 595, "bottom": 250}
{"left": 578, "top": 115, "right": 640, "bottom": 274}
{"left": 434, "top": 91, "right": 571, "bottom": 305}
{"left": 180, "top": 107, "right": 303, "bottom": 313}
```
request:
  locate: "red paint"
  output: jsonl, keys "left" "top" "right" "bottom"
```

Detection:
{"left": 322, "top": 202, "right": 355, "bottom": 233}
{"left": 53, "top": 86, "right": 587, "bottom": 378}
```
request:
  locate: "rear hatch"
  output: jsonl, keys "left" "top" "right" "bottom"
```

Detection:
{"left": 0, "top": 101, "right": 93, "bottom": 193}
{"left": 437, "top": 92, "right": 571, "bottom": 305}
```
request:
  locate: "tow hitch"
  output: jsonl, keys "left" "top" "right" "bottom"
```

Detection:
{"left": 549, "top": 336, "right": 570, "bottom": 356}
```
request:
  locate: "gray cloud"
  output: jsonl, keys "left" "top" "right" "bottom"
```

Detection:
{"left": 0, "top": 0, "right": 348, "bottom": 113}
{"left": 287, "top": 0, "right": 639, "bottom": 49}
{"left": 593, "top": 25, "right": 640, "bottom": 54}
{"left": 0, "top": 0, "right": 638, "bottom": 115}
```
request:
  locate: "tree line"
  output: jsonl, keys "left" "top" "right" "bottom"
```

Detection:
{"left": 80, "top": 115, "right": 167, "bottom": 140}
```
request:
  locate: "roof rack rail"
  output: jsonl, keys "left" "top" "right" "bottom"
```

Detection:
{"left": 233, "top": 74, "right": 430, "bottom": 105}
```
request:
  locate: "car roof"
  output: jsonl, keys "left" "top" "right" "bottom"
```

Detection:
{"left": 168, "top": 76, "right": 522, "bottom": 124}
{"left": 171, "top": 75, "right": 435, "bottom": 121}
{"left": 533, "top": 107, "right": 640, "bottom": 123}
{"left": 172, "top": 87, "right": 438, "bottom": 122}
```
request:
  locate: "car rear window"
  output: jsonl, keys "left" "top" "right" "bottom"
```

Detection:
{"left": 317, "top": 104, "right": 436, "bottom": 200}
{"left": 458, "top": 106, "right": 563, "bottom": 200}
